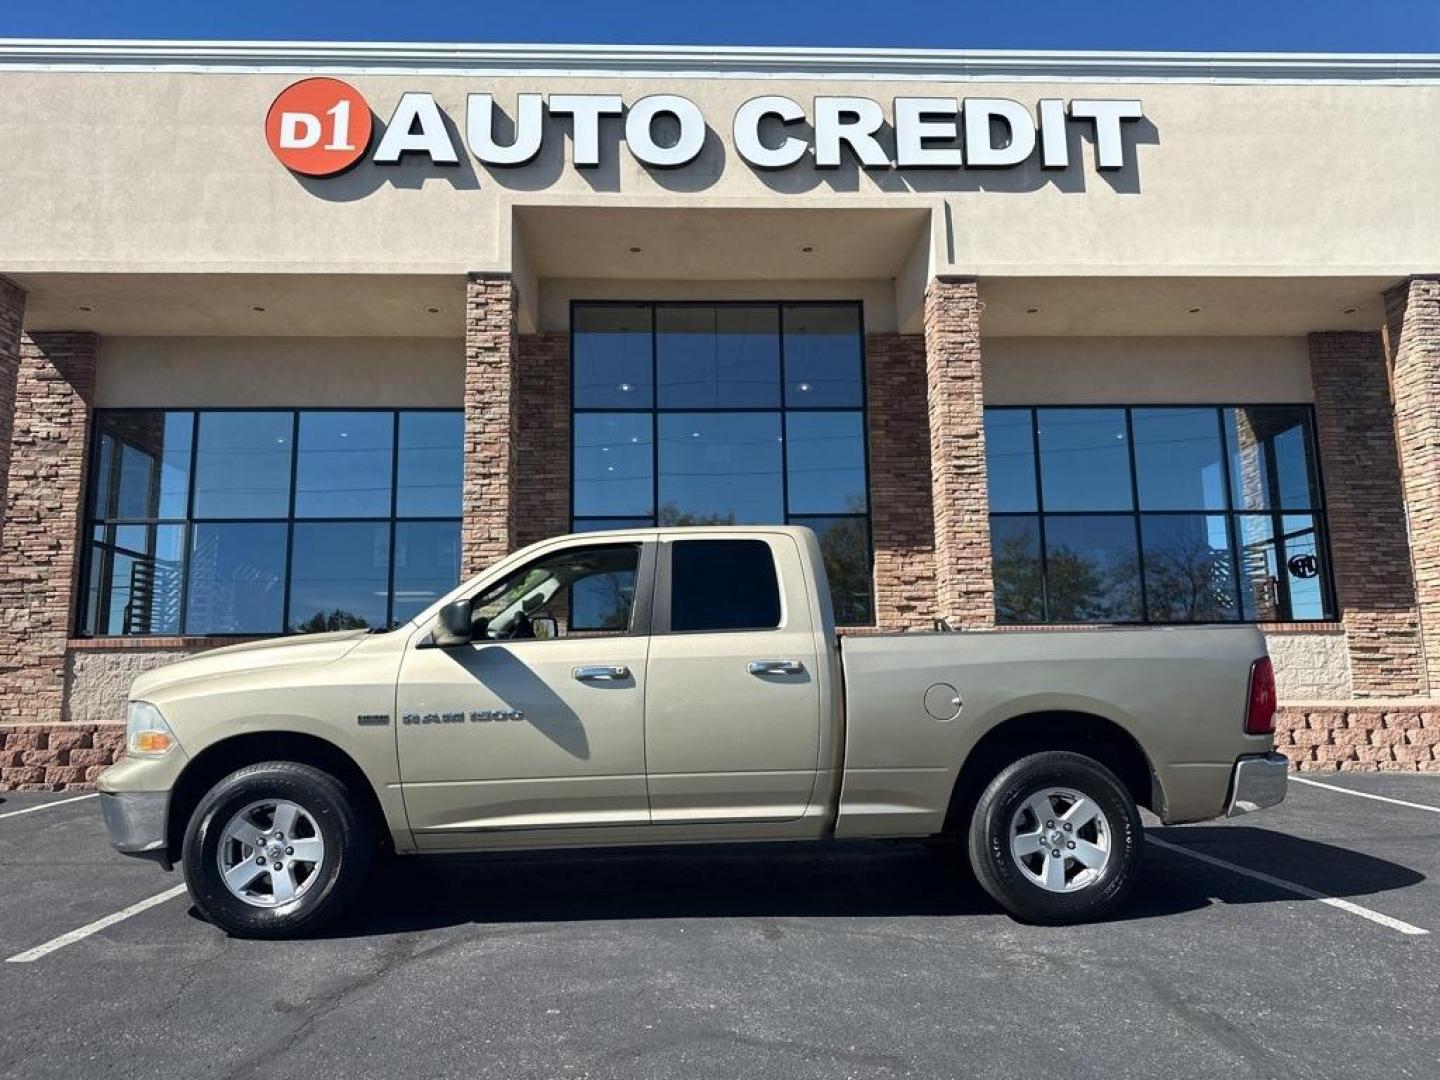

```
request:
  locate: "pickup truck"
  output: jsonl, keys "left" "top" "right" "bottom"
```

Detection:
{"left": 98, "top": 525, "right": 1287, "bottom": 937}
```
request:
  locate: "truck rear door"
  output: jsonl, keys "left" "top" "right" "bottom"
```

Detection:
{"left": 643, "top": 533, "right": 823, "bottom": 822}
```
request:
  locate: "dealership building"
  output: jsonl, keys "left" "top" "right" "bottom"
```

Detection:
{"left": 1, "top": 39, "right": 1439, "bottom": 787}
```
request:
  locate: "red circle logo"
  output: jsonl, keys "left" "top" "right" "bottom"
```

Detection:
{"left": 265, "top": 78, "right": 373, "bottom": 177}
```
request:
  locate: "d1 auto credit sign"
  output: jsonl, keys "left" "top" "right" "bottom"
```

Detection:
{"left": 265, "top": 77, "right": 374, "bottom": 177}
{"left": 264, "top": 78, "right": 1144, "bottom": 178}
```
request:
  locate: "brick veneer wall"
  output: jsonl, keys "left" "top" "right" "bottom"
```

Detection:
{"left": 923, "top": 277, "right": 993, "bottom": 628}
{"left": 1276, "top": 704, "right": 1440, "bottom": 771}
{"left": 0, "top": 723, "right": 123, "bottom": 790}
{"left": 1385, "top": 277, "right": 1440, "bottom": 695}
{"left": 461, "top": 273, "right": 519, "bottom": 577}
{"left": 514, "top": 333, "right": 570, "bottom": 549}
{"left": 866, "top": 333, "right": 939, "bottom": 630}
{"left": 1307, "top": 331, "right": 1427, "bottom": 696}
{"left": 0, "top": 333, "right": 97, "bottom": 724}
{"left": 0, "top": 279, "right": 23, "bottom": 544}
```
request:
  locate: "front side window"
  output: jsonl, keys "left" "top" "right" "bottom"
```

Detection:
{"left": 985, "top": 405, "right": 1334, "bottom": 624}
{"left": 468, "top": 543, "right": 641, "bottom": 639}
{"left": 572, "top": 301, "right": 874, "bottom": 625}
{"left": 82, "top": 409, "right": 464, "bottom": 636}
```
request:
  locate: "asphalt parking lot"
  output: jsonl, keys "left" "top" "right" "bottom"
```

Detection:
{"left": 1, "top": 776, "right": 1438, "bottom": 1080}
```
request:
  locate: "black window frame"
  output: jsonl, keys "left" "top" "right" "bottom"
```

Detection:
{"left": 986, "top": 403, "right": 1337, "bottom": 626}
{"left": 79, "top": 406, "right": 465, "bottom": 638}
{"left": 569, "top": 299, "right": 876, "bottom": 626}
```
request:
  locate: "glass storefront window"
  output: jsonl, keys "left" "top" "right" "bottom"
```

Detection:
{"left": 82, "top": 409, "right": 464, "bottom": 636}
{"left": 572, "top": 301, "right": 874, "bottom": 624}
{"left": 657, "top": 412, "right": 783, "bottom": 524}
{"left": 1038, "top": 407, "right": 1132, "bottom": 512}
{"left": 987, "top": 405, "right": 1333, "bottom": 624}
{"left": 294, "top": 411, "right": 393, "bottom": 518}
{"left": 657, "top": 305, "right": 780, "bottom": 408}
{"left": 573, "top": 304, "right": 654, "bottom": 408}
{"left": 192, "top": 411, "right": 293, "bottom": 518}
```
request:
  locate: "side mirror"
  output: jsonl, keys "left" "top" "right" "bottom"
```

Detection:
{"left": 432, "top": 598, "right": 474, "bottom": 647}
{"left": 530, "top": 615, "right": 558, "bottom": 640}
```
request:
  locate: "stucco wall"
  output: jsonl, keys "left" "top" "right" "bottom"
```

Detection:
{"left": 982, "top": 336, "right": 1312, "bottom": 405}
{"left": 96, "top": 336, "right": 463, "bottom": 408}
{"left": 1, "top": 71, "right": 1438, "bottom": 278}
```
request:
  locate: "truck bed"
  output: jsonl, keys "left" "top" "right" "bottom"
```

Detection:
{"left": 834, "top": 625, "right": 1269, "bottom": 837}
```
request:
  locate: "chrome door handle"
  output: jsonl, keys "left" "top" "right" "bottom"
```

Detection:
{"left": 747, "top": 659, "right": 803, "bottom": 676}
{"left": 573, "top": 664, "right": 630, "bottom": 682}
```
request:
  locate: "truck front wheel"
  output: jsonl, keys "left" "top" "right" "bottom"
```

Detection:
{"left": 966, "top": 750, "right": 1143, "bottom": 925}
{"left": 181, "top": 761, "right": 373, "bottom": 938}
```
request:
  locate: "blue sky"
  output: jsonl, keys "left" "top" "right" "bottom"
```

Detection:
{"left": 1, "top": 0, "right": 1438, "bottom": 52}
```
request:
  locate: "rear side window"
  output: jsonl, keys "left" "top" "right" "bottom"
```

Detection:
{"left": 670, "top": 539, "right": 781, "bottom": 632}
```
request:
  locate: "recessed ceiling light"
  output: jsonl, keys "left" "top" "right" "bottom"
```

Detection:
{"left": 1024, "top": 306, "right": 1040, "bottom": 315}
{"left": 252, "top": 305, "right": 267, "bottom": 313}
{"left": 1187, "top": 306, "right": 1203, "bottom": 314}
{"left": 800, "top": 245, "right": 815, "bottom": 253}
{"left": 426, "top": 306, "right": 441, "bottom": 314}
{"left": 1342, "top": 306, "right": 1358, "bottom": 315}
{"left": 75, "top": 304, "right": 93, "bottom": 313}
{"left": 629, "top": 246, "right": 642, "bottom": 254}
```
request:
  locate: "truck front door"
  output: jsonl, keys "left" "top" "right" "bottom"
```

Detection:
{"left": 643, "top": 534, "right": 823, "bottom": 823}
{"left": 396, "top": 539, "right": 655, "bottom": 837}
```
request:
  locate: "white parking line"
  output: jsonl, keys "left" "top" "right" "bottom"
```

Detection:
{"left": 0, "top": 793, "right": 98, "bottom": 820}
{"left": 1148, "top": 835, "right": 1429, "bottom": 937}
{"left": 1289, "top": 776, "right": 1440, "bottom": 814}
{"left": 4, "top": 884, "right": 189, "bottom": 964}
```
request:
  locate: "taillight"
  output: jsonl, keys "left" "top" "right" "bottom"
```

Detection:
{"left": 1244, "top": 656, "right": 1277, "bottom": 736}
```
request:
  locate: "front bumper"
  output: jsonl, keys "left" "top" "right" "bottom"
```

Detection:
{"left": 99, "top": 790, "right": 171, "bottom": 867}
{"left": 1225, "top": 752, "right": 1289, "bottom": 817}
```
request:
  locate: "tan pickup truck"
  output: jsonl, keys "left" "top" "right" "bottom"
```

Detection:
{"left": 99, "top": 525, "right": 1286, "bottom": 937}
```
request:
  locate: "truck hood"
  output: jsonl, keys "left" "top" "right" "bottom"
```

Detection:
{"left": 128, "top": 629, "right": 373, "bottom": 701}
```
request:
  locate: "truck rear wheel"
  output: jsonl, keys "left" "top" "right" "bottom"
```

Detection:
{"left": 966, "top": 750, "right": 1142, "bottom": 925}
{"left": 181, "top": 761, "right": 372, "bottom": 939}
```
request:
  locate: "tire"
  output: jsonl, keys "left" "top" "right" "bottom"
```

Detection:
{"left": 966, "top": 750, "right": 1143, "bottom": 925}
{"left": 181, "top": 761, "right": 373, "bottom": 939}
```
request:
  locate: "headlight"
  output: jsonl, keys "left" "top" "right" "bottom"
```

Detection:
{"left": 126, "top": 701, "right": 177, "bottom": 756}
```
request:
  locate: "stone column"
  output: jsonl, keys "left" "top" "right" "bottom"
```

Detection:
{"left": 461, "top": 273, "right": 519, "bottom": 577}
{"left": 0, "top": 332, "right": 98, "bottom": 724}
{"left": 1386, "top": 276, "right": 1440, "bottom": 695}
{"left": 865, "top": 333, "right": 939, "bottom": 630}
{"left": 0, "top": 278, "right": 24, "bottom": 548}
{"left": 1308, "top": 331, "right": 1425, "bottom": 696}
{"left": 923, "top": 277, "right": 993, "bottom": 629}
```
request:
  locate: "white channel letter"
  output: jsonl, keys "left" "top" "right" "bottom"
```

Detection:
{"left": 625, "top": 94, "right": 706, "bottom": 168}
{"left": 466, "top": 93, "right": 544, "bottom": 166}
{"left": 813, "top": 97, "right": 888, "bottom": 168}
{"left": 733, "top": 95, "right": 807, "bottom": 169}
{"left": 547, "top": 94, "right": 624, "bottom": 167}
{"left": 1068, "top": 100, "right": 1144, "bottom": 171}
{"left": 963, "top": 98, "right": 1037, "bottom": 168}
{"left": 1038, "top": 98, "right": 1069, "bottom": 169}
{"left": 894, "top": 97, "right": 961, "bottom": 168}
{"left": 373, "top": 92, "right": 460, "bottom": 165}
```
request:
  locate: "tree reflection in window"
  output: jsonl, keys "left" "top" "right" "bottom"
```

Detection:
{"left": 987, "top": 406, "right": 1332, "bottom": 624}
